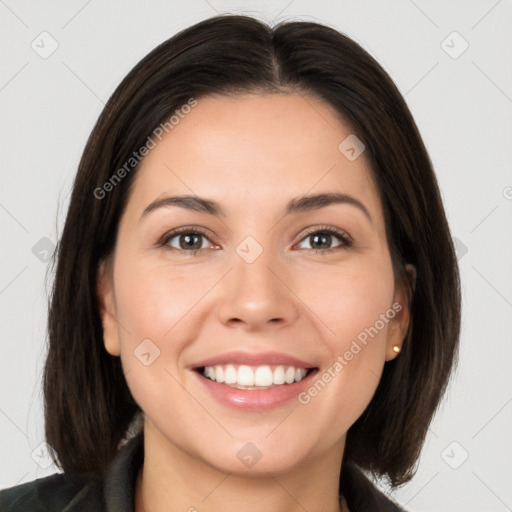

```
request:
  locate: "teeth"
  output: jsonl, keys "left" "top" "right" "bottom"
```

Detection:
{"left": 238, "top": 365, "right": 254, "bottom": 386}
{"left": 273, "top": 366, "right": 285, "bottom": 385}
{"left": 285, "top": 366, "right": 295, "bottom": 384}
{"left": 214, "top": 365, "right": 225, "bottom": 383}
{"left": 201, "top": 364, "right": 310, "bottom": 388}
{"left": 254, "top": 366, "right": 273, "bottom": 386}
{"left": 224, "top": 365, "right": 237, "bottom": 384}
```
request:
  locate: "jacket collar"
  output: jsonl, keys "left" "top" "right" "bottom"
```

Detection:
{"left": 103, "top": 433, "right": 144, "bottom": 511}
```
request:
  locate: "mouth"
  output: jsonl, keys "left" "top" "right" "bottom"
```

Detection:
{"left": 190, "top": 350, "right": 319, "bottom": 410}
{"left": 195, "top": 364, "right": 317, "bottom": 390}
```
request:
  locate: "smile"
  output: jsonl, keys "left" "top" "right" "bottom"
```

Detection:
{"left": 191, "top": 350, "right": 319, "bottom": 410}
{"left": 199, "top": 364, "right": 312, "bottom": 389}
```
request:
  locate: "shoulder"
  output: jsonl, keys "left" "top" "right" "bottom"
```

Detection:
{"left": 0, "top": 472, "right": 101, "bottom": 512}
{"left": 0, "top": 432, "right": 144, "bottom": 512}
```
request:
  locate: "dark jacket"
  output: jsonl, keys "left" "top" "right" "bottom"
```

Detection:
{"left": 0, "top": 433, "right": 405, "bottom": 511}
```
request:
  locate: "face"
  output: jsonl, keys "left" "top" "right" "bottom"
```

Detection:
{"left": 97, "top": 92, "right": 410, "bottom": 475}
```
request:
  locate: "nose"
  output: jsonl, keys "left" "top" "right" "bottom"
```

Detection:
{"left": 216, "top": 242, "right": 300, "bottom": 331}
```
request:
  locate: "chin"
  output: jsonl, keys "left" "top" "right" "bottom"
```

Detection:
{"left": 202, "top": 445, "right": 309, "bottom": 476}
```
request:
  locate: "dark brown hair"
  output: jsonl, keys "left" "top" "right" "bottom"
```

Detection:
{"left": 44, "top": 14, "right": 461, "bottom": 487}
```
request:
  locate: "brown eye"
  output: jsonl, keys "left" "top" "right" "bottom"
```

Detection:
{"left": 308, "top": 232, "right": 334, "bottom": 250}
{"left": 296, "top": 227, "right": 352, "bottom": 252}
{"left": 173, "top": 233, "right": 204, "bottom": 250}
{"left": 160, "top": 227, "right": 216, "bottom": 254}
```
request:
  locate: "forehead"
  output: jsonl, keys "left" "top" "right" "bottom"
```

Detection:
{"left": 127, "top": 93, "right": 382, "bottom": 222}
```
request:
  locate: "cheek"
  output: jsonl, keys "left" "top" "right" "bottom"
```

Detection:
{"left": 293, "top": 261, "right": 395, "bottom": 420}
{"left": 296, "top": 258, "right": 395, "bottom": 353}
{"left": 112, "top": 265, "right": 204, "bottom": 423}
{"left": 111, "top": 259, "right": 224, "bottom": 399}
{"left": 113, "top": 261, "right": 213, "bottom": 345}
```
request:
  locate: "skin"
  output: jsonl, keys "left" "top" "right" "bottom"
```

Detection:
{"left": 97, "top": 92, "right": 411, "bottom": 512}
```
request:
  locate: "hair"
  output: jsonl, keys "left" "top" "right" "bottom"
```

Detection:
{"left": 43, "top": 13, "right": 461, "bottom": 488}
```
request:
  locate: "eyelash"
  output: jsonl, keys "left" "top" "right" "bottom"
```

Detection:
{"left": 157, "top": 225, "right": 353, "bottom": 256}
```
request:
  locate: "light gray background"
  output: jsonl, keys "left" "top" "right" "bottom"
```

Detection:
{"left": 1, "top": 1, "right": 511, "bottom": 510}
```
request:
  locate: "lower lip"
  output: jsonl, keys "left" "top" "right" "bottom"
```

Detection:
{"left": 194, "top": 370, "right": 317, "bottom": 411}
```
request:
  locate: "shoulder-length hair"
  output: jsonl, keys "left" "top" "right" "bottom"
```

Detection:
{"left": 44, "top": 13, "right": 460, "bottom": 487}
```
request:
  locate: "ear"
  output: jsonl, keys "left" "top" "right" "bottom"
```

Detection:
{"left": 96, "top": 259, "right": 121, "bottom": 356}
{"left": 385, "top": 263, "right": 416, "bottom": 361}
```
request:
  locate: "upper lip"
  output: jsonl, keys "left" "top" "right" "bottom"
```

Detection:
{"left": 191, "top": 351, "right": 317, "bottom": 369}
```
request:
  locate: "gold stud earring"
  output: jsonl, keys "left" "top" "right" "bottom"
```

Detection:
{"left": 392, "top": 345, "right": 401, "bottom": 354}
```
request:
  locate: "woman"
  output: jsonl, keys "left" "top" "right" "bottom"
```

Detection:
{"left": 0, "top": 14, "right": 460, "bottom": 512}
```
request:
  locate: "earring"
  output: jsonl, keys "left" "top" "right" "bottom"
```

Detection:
{"left": 392, "top": 345, "right": 401, "bottom": 354}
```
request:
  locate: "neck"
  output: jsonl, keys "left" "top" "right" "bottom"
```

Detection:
{"left": 135, "top": 420, "right": 348, "bottom": 512}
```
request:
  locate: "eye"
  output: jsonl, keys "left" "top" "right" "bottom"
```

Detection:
{"left": 159, "top": 227, "right": 218, "bottom": 254}
{"left": 295, "top": 226, "right": 352, "bottom": 253}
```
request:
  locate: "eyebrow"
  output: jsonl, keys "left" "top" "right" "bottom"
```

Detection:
{"left": 141, "top": 192, "right": 373, "bottom": 224}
